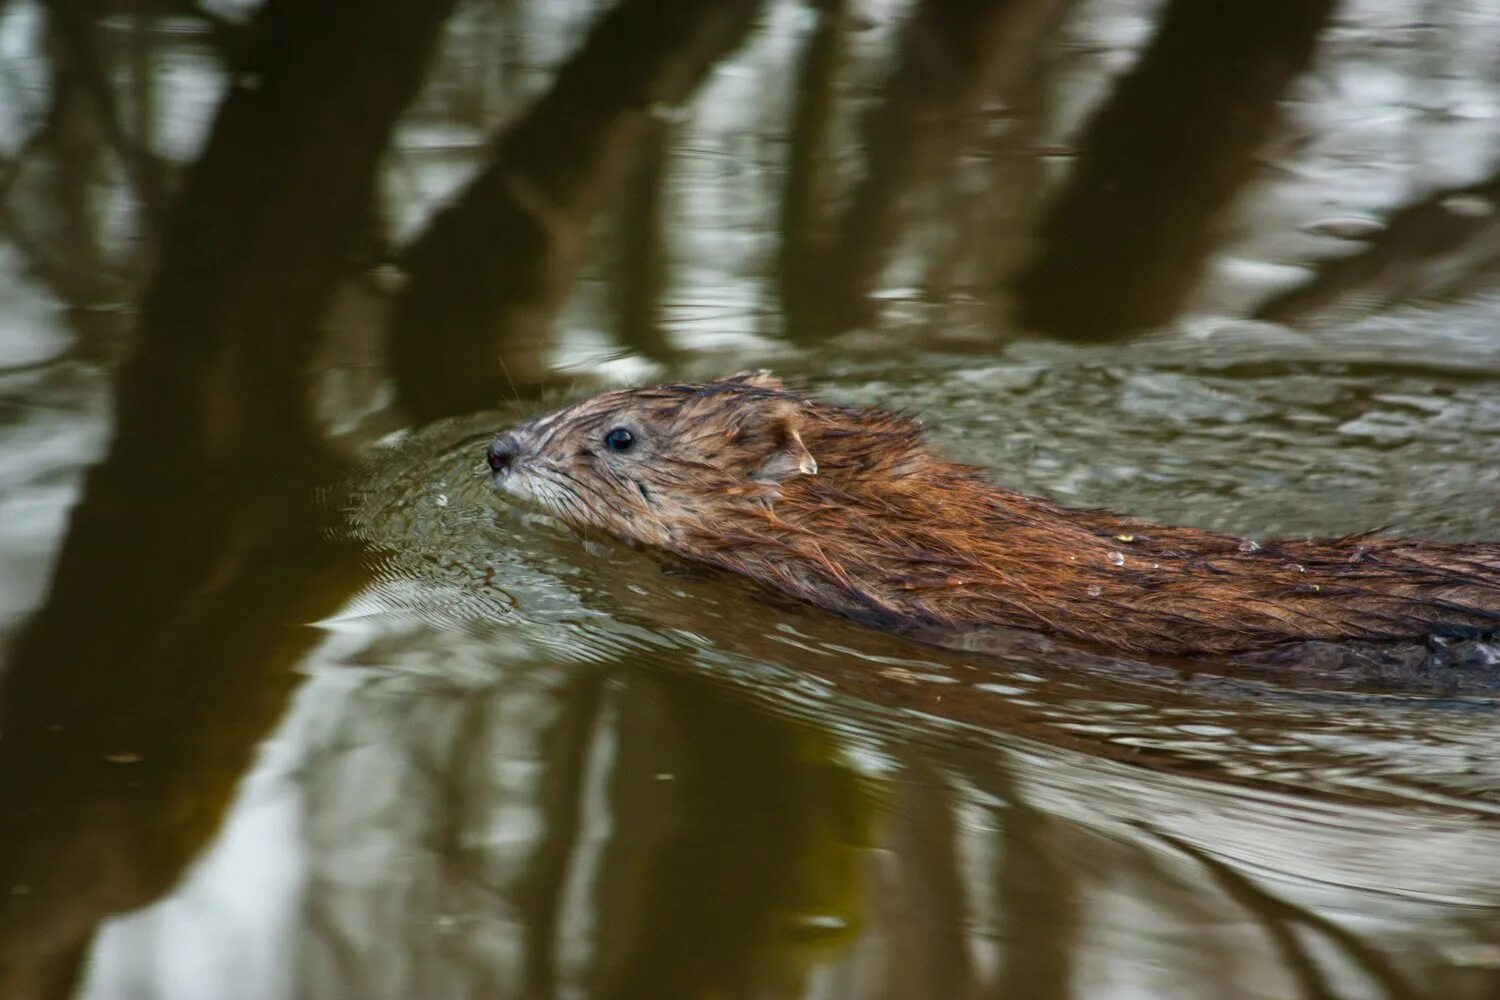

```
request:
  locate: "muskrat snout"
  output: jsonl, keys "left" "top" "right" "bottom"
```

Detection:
{"left": 487, "top": 434, "right": 520, "bottom": 477}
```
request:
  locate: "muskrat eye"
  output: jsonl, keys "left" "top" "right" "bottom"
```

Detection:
{"left": 603, "top": 427, "right": 635, "bottom": 453}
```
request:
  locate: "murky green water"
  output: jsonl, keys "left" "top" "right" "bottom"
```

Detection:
{"left": 3, "top": 1, "right": 1500, "bottom": 997}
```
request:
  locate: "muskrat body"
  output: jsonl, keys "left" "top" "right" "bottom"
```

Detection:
{"left": 487, "top": 372, "right": 1500, "bottom": 658}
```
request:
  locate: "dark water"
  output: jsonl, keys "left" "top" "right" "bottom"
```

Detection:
{"left": 3, "top": 0, "right": 1500, "bottom": 997}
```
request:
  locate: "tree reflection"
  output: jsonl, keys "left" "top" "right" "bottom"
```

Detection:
{"left": 1255, "top": 170, "right": 1500, "bottom": 324}
{"left": 0, "top": 0, "right": 451, "bottom": 993}
{"left": 1011, "top": 0, "right": 1337, "bottom": 339}
{"left": 607, "top": 118, "right": 677, "bottom": 363}
{"left": 782, "top": 0, "right": 1068, "bottom": 343}
{"left": 819, "top": 0, "right": 1068, "bottom": 340}
{"left": 776, "top": 0, "right": 849, "bottom": 344}
{"left": 286, "top": 652, "right": 868, "bottom": 1000}
{"left": 586, "top": 671, "right": 867, "bottom": 998}
{"left": 387, "top": 0, "right": 762, "bottom": 419}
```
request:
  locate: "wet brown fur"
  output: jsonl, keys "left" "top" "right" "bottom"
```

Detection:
{"left": 490, "top": 372, "right": 1500, "bottom": 656}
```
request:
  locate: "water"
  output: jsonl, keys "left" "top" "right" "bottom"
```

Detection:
{"left": 2, "top": 1, "right": 1499, "bottom": 997}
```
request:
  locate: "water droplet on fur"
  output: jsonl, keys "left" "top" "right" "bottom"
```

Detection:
{"left": 1301, "top": 215, "right": 1384, "bottom": 240}
{"left": 1086, "top": 584, "right": 1103, "bottom": 597}
{"left": 649, "top": 101, "right": 693, "bottom": 124}
{"left": 1288, "top": 563, "right": 1307, "bottom": 573}
{"left": 788, "top": 912, "right": 850, "bottom": 941}
{"left": 1444, "top": 942, "right": 1500, "bottom": 969}
{"left": 1238, "top": 539, "right": 1261, "bottom": 553}
{"left": 1107, "top": 550, "right": 1126, "bottom": 567}
{"left": 1441, "top": 193, "right": 1494, "bottom": 218}
{"left": 368, "top": 263, "right": 409, "bottom": 293}
{"left": 1114, "top": 534, "right": 1135, "bottom": 543}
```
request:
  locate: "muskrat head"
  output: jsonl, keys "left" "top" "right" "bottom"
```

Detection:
{"left": 486, "top": 371, "right": 819, "bottom": 547}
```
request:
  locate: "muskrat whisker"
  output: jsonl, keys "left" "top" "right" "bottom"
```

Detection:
{"left": 495, "top": 354, "right": 530, "bottom": 419}
{"left": 531, "top": 475, "right": 591, "bottom": 530}
{"left": 532, "top": 469, "right": 613, "bottom": 546}
{"left": 548, "top": 466, "right": 628, "bottom": 512}
{"left": 531, "top": 472, "right": 585, "bottom": 520}
{"left": 530, "top": 484, "right": 570, "bottom": 523}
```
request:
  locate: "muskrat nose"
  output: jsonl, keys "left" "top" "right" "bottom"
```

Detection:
{"left": 487, "top": 434, "right": 519, "bottom": 476}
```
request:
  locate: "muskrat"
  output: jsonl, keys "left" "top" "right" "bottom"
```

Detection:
{"left": 485, "top": 371, "right": 1500, "bottom": 658}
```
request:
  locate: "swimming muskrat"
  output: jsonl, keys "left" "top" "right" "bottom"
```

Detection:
{"left": 486, "top": 371, "right": 1500, "bottom": 658}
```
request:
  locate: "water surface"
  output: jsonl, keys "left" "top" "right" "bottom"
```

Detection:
{"left": 1, "top": 1, "right": 1499, "bottom": 998}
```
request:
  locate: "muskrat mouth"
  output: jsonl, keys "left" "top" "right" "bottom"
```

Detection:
{"left": 489, "top": 468, "right": 535, "bottom": 503}
{"left": 493, "top": 466, "right": 585, "bottom": 526}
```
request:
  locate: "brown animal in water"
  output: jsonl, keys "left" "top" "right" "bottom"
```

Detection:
{"left": 486, "top": 371, "right": 1500, "bottom": 657}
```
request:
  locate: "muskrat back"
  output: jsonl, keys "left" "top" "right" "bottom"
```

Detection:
{"left": 487, "top": 371, "right": 1500, "bottom": 657}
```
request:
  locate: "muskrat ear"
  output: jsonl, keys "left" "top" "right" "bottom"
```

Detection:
{"left": 748, "top": 411, "right": 817, "bottom": 484}
{"left": 718, "top": 369, "right": 785, "bottom": 391}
